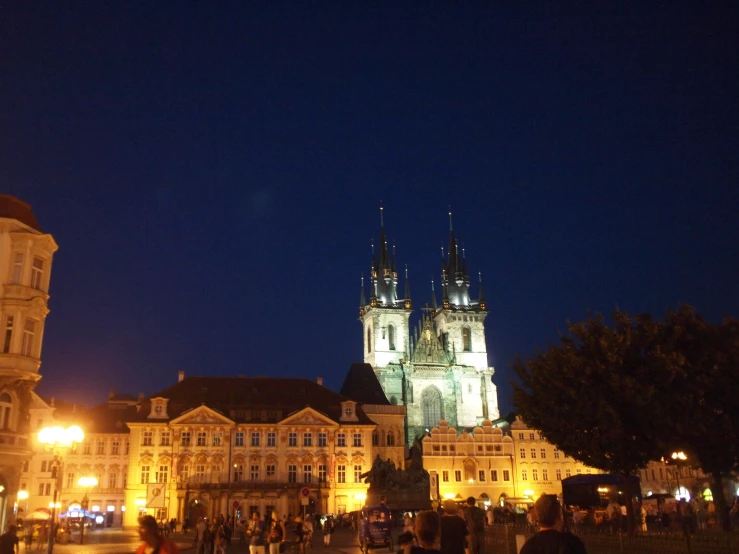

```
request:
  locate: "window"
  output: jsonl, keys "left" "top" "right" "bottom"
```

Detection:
{"left": 212, "top": 432, "right": 222, "bottom": 446}
{"left": 354, "top": 465, "right": 362, "bottom": 483}
{"left": 156, "top": 508, "right": 168, "bottom": 520}
{"left": 529, "top": 433, "right": 536, "bottom": 440}
{"left": 503, "top": 470, "right": 510, "bottom": 482}
{"left": 422, "top": 386, "right": 443, "bottom": 428}
{"left": 31, "top": 258, "right": 44, "bottom": 289}
{"left": 141, "top": 466, "right": 150, "bottom": 484}
{"left": 109, "top": 472, "right": 118, "bottom": 489}
{"left": 478, "top": 470, "right": 486, "bottom": 482}
{"left": 235, "top": 432, "right": 244, "bottom": 446}
{"left": 3, "top": 316, "right": 14, "bottom": 353}
{"left": 96, "top": 439, "right": 105, "bottom": 455}
{"left": 367, "top": 326, "right": 371, "bottom": 352}
{"left": 530, "top": 449, "right": 536, "bottom": 459}
{"left": 156, "top": 465, "right": 169, "bottom": 483}
{"left": 304, "top": 465, "right": 312, "bottom": 483}
{"left": 303, "top": 433, "right": 312, "bottom": 447}
{"left": 556, "top": 469, "right": 562, "bottom": 481}
{"left": 266, "top": 464, "right": 276, "bottom": 478}
{"left": 125, "top": 440, "right": 130, "bottom": 454}
{"left": 372, "top": 431, "right": 379, "bottom": 446}
{"left": 520, "top": 448, "right": 526, "bottom": 458}
{"left": 0, "top": 393, "right": 11, "bottom": 429}
{"left": 288, "top": 432, "right": 297, "bottom": 447}
{"left": 454, "top": 470, "right": 461, "bottom": 482}
{"left": 462, "top": 327, "right": 471, "bottom": 351}
{"left": 442, "top": 471, "right": 449, "bottom": 482}
{"left": 11, "top": 253, "right": 23, "bottom": 284}
{"left": 337, "top": 465, "right": 346, "bottom": 483}
{"left": 386, "top": 432, "right": 395, "bottom": 447}
{"left": 318, "top": 432, "right": 327, "bottom": 447}
{"left": 37, "top": 484, "right": 44, "bottom": 496}
{"left": 41, "top": 460, "right": 48, "bottom": 472}
{"left": 491, "top": 470, "right": 498, "bottom": 482}
{"left": 553, "top": 449, "right": 560, "bottom": 459}
{"left": 142, "top": 432, "right": 153, "bottom": 446}
{"left": 21, "top": 319, "right": 36, "bottom": 357}
{"left": 83, "top": 441, "right": 92, "bottom": 455}
{"left": 197, "top": 432, "right": 207, "bottom": 446}
{"left": 542, "top": 469, "right": 548, "bottom": 481}
{"left": 212, "top": 465, "right": 221, "bottom": 482}
{"left": 251, "top": 432, "right": 260, "bottom": 447}
{"left": 565, "top": 469, "right": 571, "bottom": 478}
{"left": 540, "top": 448, "right": 547, "bottom": 459}
{"left": 318, "top": 465, "right": 327, "bottom": 483}
{"left": 195, "top": 465, "right": 206, "bottom": 482}
{"left": 388, "top": 324, "right": 395, "bottom": 350}
{"left": 288, "top": 465, "right": 297, "bottom": 483}
{"left": 586, "top": 469, "right": 592, "bottom": 474}
{"left": 233, "top": 465, "right": 243, "bottom": 481}
{"left": 161, "top": 432, "right": 170, "bottom": 446}
{"left": 337, "top": 433, "right": 346, "bottom": 447}
{"left": 267, "top": 432, "right": 276, "bottom": 447}
{"left": 111, "top": 439, "right": 120, "bottom": 455}
{"left": 576, "top": 469, "right": 582, "bottom": 474}
{"left": 181, "top": 432, "right": 191, "bottom": 446}
{"left": 532, "top": 469, "right": 538, "bottom": 481}
{"left": 66, "top": 472, "right": 75, "bottom": 488}
{"left": 251, "top": 465, "right": 260, "bottom": 481}
{"left": 353, "top": 433, "right": 362, "bottom": 447}
{"left": 521, "top": 470, "right": 528, "bottom": 481}
{"left": 518, "top": 432, "right": 524, "bottom": 440}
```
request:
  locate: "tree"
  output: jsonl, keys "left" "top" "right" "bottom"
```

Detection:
{"left": 661, "top": 306, "right": 739, "bottom": 531}
{"left": 512, "top": 310, "right": 683, "bottom": 534}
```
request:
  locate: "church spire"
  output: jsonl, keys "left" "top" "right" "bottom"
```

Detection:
{"left": 478, "top": 272, "right": 487, "bottom": 311}
{"left": 365, "top": 204, "right": 408, "bottom": 310}
{"left": 440, "top": 209, "right": 472, "bottom": 308}
{"left": 430, "top": 278, "right": 438, "bottom": 310}
{"left": 403, "top": 265, "right": 411, "bottom": 309}
{"left": 360, "top": 274, "right": 366, "bottom": 309}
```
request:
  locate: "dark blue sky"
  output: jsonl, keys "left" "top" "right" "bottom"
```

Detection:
{"left": 3, "top": 3, "right": 738, "bottom": 413}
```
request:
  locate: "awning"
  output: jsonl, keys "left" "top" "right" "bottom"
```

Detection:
{"left": 27, "top": 509, "right": 51, "bottom": 520}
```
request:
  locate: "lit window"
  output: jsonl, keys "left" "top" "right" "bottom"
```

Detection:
{"left": 140, "top": 466, "right": 150, "bottom": 484}
{"left": 156, "top": 466, "right": 168, "bottom": 484}
{"left": 21, "top": 319, "right": 36, "bottom": 357}
{"left": 337, "top": 465, "right": 346, "bottom": 483}
{"left": 30, "top": 257, "right": 44, "bottom": 289}
{"left": 66, "top": 472, "right": 75, "bottom": 488}
{"left": 354, "top": 465, "right": 362, "bottom": 483}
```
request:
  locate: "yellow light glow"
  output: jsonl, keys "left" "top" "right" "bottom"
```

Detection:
{"left": 38, "top": 425, "right": 84, "bottom": 447}
{"left": 17, "top": 490, "right": 28, "bottom": 500}
{"left": 468, "top": 478, "right": 474, "bottom": 484}
{"left": 671, "top": 451, "right": 687, "bottom": 461}
{"left": 597, "top": 487, "right": 609, "bottom": 493}
{"left": 78, "top": 476, "right": 98, "bottom": 488}
{"left": 523, "top": 490, "right": 534, "bottom": 497}
{"left": 444, "top": 493, "right": 455, "bottom": 499}
{"left": 354, "top": 493, "right": 367, "bottom": 501}
{"left": 135, "top": 499, "right": 146, "bottom": 506}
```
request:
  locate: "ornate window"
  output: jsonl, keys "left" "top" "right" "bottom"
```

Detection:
{"left": 31, "top": 257, "right": 44, "bottom": 289}
{"left": 421, "top": 386, "right": 443, "bottom": 429}
{"left": 462, "top": 327, "right": 471, "bottom": 351}
{"left": 367, "top": 326, "right": 372, "bottom": 353}
{"left": 386, "top": 432, "right": 395, "bottom": 447}
{"left": 388, "top": 324, "right": 396, "bottom": 350}
{"left": 3, "top": 316, "right": 14, "bottom": 353}
{"left": 372, "top": 430, "right": 379, "bottom": 447}
{"left": 11, "top": 253, "right": 23, "bottom": 284}
{"left": 21, "top": 319, "right": 36, "bottom": 357}
{"left": 0, "top": 393, "right": 12, "bottom": 429}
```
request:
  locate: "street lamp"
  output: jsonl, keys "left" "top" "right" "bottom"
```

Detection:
{"left": 77, "top": 477, "right": 97, "bottom": 545}
{"left": 671, "top": 451, "right": 687, "bottom": 500}
{"left": 17, "top": 490, "right": 29, "bottom": 519}
{"left": 37, "top": 425, "right": 84, "bottom": 554}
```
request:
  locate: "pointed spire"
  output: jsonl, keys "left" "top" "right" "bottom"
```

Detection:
{"left": 430, "top": 278, "right": 438, "bottom": 310}
{"left": 449, "top": 205, "right": 453, "bottom": 231}
{"left": 404, "top": 265, "right": 411, "bottom": 301}
{"left": 360, "top": 274, "right": 366, "bottom": 307}
{"left": 478, "top": 272, "right": 485, "bottom": 302}
{"left": 380, "top": 201, "right": 384, "bottom": 228}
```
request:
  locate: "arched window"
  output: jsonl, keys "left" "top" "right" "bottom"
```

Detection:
{"left": 388, "top": 324, "right": 396, "bottom": 350}
{"left": 0, "top": 393, "right": 12, "bottom": 429}
{"left": 367, "top": 326, "right": 372, "bottom": 353}
{"left": 386, "top": 432, "right": 395, "bottom": 447}
{"left": 372, "top": 430, "right": 379, "bottom": 447}
{"left": 464, "top": 459, "right": 476, "bottom": 481}
{"left": 462, "top": 327, "right": 472, "bottom": 351}
{"left": 421, "top": 386, "right": 443, "bottom": 429}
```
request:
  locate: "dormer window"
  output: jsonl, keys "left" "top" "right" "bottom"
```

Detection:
{"left": 344, "top": 407, "right": 352, "bottom": 417}
{"left": 154, "top": 405, "right": 163, "bottom": 415}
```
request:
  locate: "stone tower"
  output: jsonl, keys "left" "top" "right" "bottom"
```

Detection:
{"left": 359, "top": 206, "right": 412, "bottom": 369}
{"left": 0, "top": 195, "right": 58, "bottom": 526}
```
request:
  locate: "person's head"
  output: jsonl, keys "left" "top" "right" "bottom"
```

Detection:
{"left": 414, "top": 510, "right": 440, "bottom": 547}
{"left": 138, "top": 515, "right": 159, "bottom": 543}
{"left": 6, "top": 524, "right": 14, "bottom": 533}
{"left": 272, "top": 512, "right": 279, "bottom": 522}
{"left": 534, "top": 495, "right": 562, "bottom": 529}
{"left": 466, "top": 497, "right": 476, "bottom": 507}
{"left": 443, "top": 499, "right": 458, "bottom": 515}
{"left": 252, "top": 511, "right": 261, "bottom": 521}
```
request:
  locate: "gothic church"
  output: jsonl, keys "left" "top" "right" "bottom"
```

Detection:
{"left": 358, "top": 210, "right": 499, "bottom": 446}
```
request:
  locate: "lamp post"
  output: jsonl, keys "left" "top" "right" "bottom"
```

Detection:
{"left": 671, "top": 451, "right": 687, "bottom": 500}
{"left": 37, "top": 425, "right": 84, "bottom": 554}
{"left": 77, "top": 477, "right": 97, "bottom": 545}
{"left": 17, "top": 490, "right": 29, "bottom": 520}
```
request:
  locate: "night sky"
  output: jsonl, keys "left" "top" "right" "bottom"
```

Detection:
{"left": 3, "top": 4, "right": 738, "bottom": 414}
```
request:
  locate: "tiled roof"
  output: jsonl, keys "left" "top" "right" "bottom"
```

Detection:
{"left": 0, "top": 195, "right": 41, "bottom": 231}
{"left": 339, "top": 363, "right": 389, "bottom": 405}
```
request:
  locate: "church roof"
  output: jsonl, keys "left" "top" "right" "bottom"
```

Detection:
{"left": 0, "top": 195, "right": 42, "bottom": 231}
{"left": 339, "top": 363, "right": 390, "bottom": 405}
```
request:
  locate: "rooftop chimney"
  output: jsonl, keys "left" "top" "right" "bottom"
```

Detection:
{"left": 178, "top": 370, "right": 185, "bottom": 382}
{"left": 317, "top": 377, "right": 323, "bottom": 386}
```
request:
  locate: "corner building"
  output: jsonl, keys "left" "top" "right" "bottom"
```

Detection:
{"left": 0, "top": 196, "right": 57, "bottom": 527}
{"left": 359, "top": 214, "right": 499, "bottom": 445}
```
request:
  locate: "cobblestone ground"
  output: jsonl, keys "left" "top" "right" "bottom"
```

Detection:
{"left": 36, "top": 525, "right": 376, "bottom": 554}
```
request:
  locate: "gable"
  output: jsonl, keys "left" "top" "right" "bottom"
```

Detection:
{"left": 280, "top": 407, "right": 338, "bottom": 427}
{"left": 169, "top": 405, "right": 235, "bottom": 427}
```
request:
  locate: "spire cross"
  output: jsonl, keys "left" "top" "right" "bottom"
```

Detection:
{"left": 448, "top": 205, "right": 453, "bottom": 231}
{"left": 380, "top": 202, "right": 384, "bottom": 227}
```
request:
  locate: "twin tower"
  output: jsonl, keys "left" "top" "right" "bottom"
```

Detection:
{"left": 358, "top": 208, "right": 499, "bottom": 445}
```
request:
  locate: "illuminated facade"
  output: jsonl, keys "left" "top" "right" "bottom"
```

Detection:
{"left": 0, "top": 196, "right": 57, "bottom": 527}
{"left": 360, "top": 212, "right": 499, "bottom": 446}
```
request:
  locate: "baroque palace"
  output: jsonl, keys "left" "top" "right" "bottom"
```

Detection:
{"left": 6, "top": 199, "right": 716, "bottom": 531}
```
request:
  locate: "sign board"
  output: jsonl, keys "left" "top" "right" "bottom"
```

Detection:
{"left": 300, "top": 487, "right": 311, "bottom": 498}
{"left": 146, "top": 483, "right": 166, "bottom": 508}
{"left": 233, "top": 500, "right": 240, "bottom": 509}
{"left": 301, "top": 497, "right": 310, "bottom": 506}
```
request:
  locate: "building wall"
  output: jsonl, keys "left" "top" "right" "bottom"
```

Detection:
{"left": 434, "top": 310, "right": 489, "bottom": 371}
{"left": 362, "top": 308, "right": 411, "bottom": 369}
